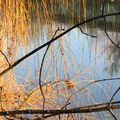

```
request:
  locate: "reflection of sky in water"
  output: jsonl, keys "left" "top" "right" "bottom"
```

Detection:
{"left": 15, "top": 25, "right": 120, "bottom": 76}
{"left": 14, "top": 23, "right": 120, "bottom": 106}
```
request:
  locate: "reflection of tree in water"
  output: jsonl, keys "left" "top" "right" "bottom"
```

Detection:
{"left": 106, "top": 33, "right": 120, "bottom": 75}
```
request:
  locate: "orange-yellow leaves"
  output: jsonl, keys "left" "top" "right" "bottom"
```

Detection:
{"left": 64, "top": 79, "right": 74, "bottom": 90}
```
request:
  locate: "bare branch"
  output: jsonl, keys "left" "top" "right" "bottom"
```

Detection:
{"left": 103, "top": 17, "right": 120, "bottom": 49}
{"left": 0, "top": 101, "right": 119, "bottom": 116}
{"left": 16, "top": 82, "right": 51, "bottom": 110}
{"left": 0, "top": 50, "right": 11, "bottom": 67}
{"left": 38, "top": 27, "right": 65, "bottom": 115}
{"left": 109, "top": 87, "right": 120, "bottom": 103}
{"left": 61, "top": 103, "right": 71, "bottom": 110}
{"left": 42, "top": 102, "right": 71, "bottom": 119}
{"left": 66, "top": 77, "right": 120, "bottom": 105}
{"left": 101, "top": 0, "right": 119, "bottom": 49}
{"left": 78, "top": 27, "right": 97, "bottom": 38}
{"left": 0, "top": 12, "right": 120, "bottom": 76}
{"left": 107, "top": 86, "right": 120, "bottom": 120}
{"left": 39, "top": 44, "right": 50, "bottom": 114}
{"left": 109, "top": 110, "right": 118, "bottom": 120}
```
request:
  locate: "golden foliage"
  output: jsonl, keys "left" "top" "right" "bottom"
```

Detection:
{"left": 0, "top": 0, "right": 31, "bottom": 47}
{"left": 64, "top": 79, "right": 74, "bottom": 90}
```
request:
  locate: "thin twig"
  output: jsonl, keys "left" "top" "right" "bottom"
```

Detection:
{"left": 39, "top": 44, "right": 50, "bottom": 114}
{"left": 39, "top": 27, "right": 65, "bottom": 114}
{"left": 103, "top": 17, "right": 120, "bottom": 49}
{"left": 0, "top": 12, "right": 120, "bottom": 77}
{"left": 109, "top": 110, "right": 117, "bottom": 120}
{"left": 107, "top": 86, "right": 120, "bottom": 120}
{"left": 78, "top": 27, "right": 97, "bottom": 38}
{"left": 16, "top": 81, "right": 51, "bottom": 110}
{"left": 102, "top": 0, "right": 119, "bottom": 49}
{"left": 0, "top": 50, "right": 11, "bottom": 67}
{"left": 65, "top": 77, "right": 120, "bottom": 105}
{"left": 109, "top": 86, "right": 120, "bottom": 103}
{"left": 61, "top": 103, "right": 71, "bottom": 110}
{"left": 108, "top": 87, "right": 120, "bottom": 120}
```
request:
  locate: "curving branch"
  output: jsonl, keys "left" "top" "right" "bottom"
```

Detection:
{"left": 110, "top": 87, "right": 120, "bottom": 103}
{"left": 65, "top": 77, "right": 120, "bottom": 106}
{"left": 101, "top": 0, "right": 120, "bottom": 49}
{"left": 78, "top": 27, "right": 97, "bottom": 38}
{"left": 39, "top": 27, "right": 65, "bottom": 113}
{"left": 43, "top": 78, "right": 120, "bottom": 119}
{"left": 0, "top": 12, "right": 120, "bottom": 77}
{"left": 109, "top": 110, "right": 117, "bottom": 120}
{"left": 0, "top": 50, "right": 11, "bottom": 67}
{"left": 103, "top": 17, "right": 120, "bottom": 49}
